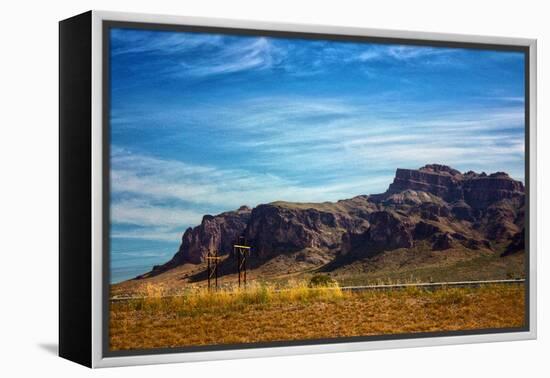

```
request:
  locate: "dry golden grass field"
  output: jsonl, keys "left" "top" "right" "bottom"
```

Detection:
{"left": 109, "top": 282, "right": 525, "bottom": 351}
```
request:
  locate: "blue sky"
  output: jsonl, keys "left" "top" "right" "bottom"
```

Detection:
{"left": 109, "top": 27, "right": 525, "bottom": 283}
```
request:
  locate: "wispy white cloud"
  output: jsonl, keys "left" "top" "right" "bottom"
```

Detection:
{"left": 111, "top": 198, "right": 203, "bottom": 228}
{"left": 358, "top": 50, "right": 381, "bottom": 61}
{"left": 111, "top": 146, "right": 376, "bottom": 209}
{"left": 110, "top": 197, "right": 203, "bottom": 242}
{"left": 356, "top": 44, "right": 459, "bottom": 64}
{"left": 111, "top": 227, "right": 184, "bottom": 242}
{"left": 111, "top": 30, "right": 223, "bottom": 56}
{"left": 193, "top": 95, "right": 526, "bottom": 183}
{"left": 112, "top": 29, "right": 285, "bottom": 78}
{"left": 178, "top": 37, "right": 284, "bottom": 77}
{"left": 112, "top": 29, "right": 466, "bottom": 81}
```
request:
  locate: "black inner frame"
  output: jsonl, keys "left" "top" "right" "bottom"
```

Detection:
{"left": 102, "top": 20, "right": 531, "bottom": 358}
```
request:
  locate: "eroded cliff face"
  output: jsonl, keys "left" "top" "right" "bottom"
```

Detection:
{"left": 157, "top": 206, "right": 251, "bottom": 270}
{"left": 387, "top": 164, "right": 524, "bottom": 208}
{"left": 388, "top": 165, "right": 463, "bottom": 201}
{"left": 151, "top": 164, "right": 525, "bottom": 275}
{"left": 463, "top": 174, "right": 524, "bottom": 209}
{"left": 243, "top": 202, "right": 373, "bottom": 259}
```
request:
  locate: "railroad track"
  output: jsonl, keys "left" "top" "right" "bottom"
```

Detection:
{"left": 110, "top": 278, "right": 525, "bottom": 302}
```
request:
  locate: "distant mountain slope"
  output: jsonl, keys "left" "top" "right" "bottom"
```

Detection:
{"left": 140, "top": 164, "right": 525, "bottom": 280}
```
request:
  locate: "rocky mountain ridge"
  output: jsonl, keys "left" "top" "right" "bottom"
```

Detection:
{"left": 147, "top": 164, "right": 525, "bottom": 277}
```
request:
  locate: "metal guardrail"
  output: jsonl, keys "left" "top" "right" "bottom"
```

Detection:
{"left": 339, "top": 278, "right": 525, "bottom": 291}
{"left": 110, "top": 278, "right": 525, "bottom": 302}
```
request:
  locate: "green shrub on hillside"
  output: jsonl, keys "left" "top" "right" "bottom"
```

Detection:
{"left": 309, "top": 274, "right": 337, "bottom": 288}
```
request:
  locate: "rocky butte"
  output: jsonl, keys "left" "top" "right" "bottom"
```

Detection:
{"left": 145, "top": 164, "right": 525, "bottom": 277}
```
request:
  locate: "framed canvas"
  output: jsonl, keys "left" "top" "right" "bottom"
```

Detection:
{"left": 59, "top": 10, "right": 537, "bottom": 368}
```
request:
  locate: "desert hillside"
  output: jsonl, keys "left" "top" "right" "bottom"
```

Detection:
{"left": 112, "top": 164, "right": 525, "bottom": 296}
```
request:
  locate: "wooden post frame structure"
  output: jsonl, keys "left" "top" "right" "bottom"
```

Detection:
{"left": 206, "top": 250, "right": 222, "bottom": 291}
{"left": 234, "top": 240, "right": 251, "bottom": 288}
